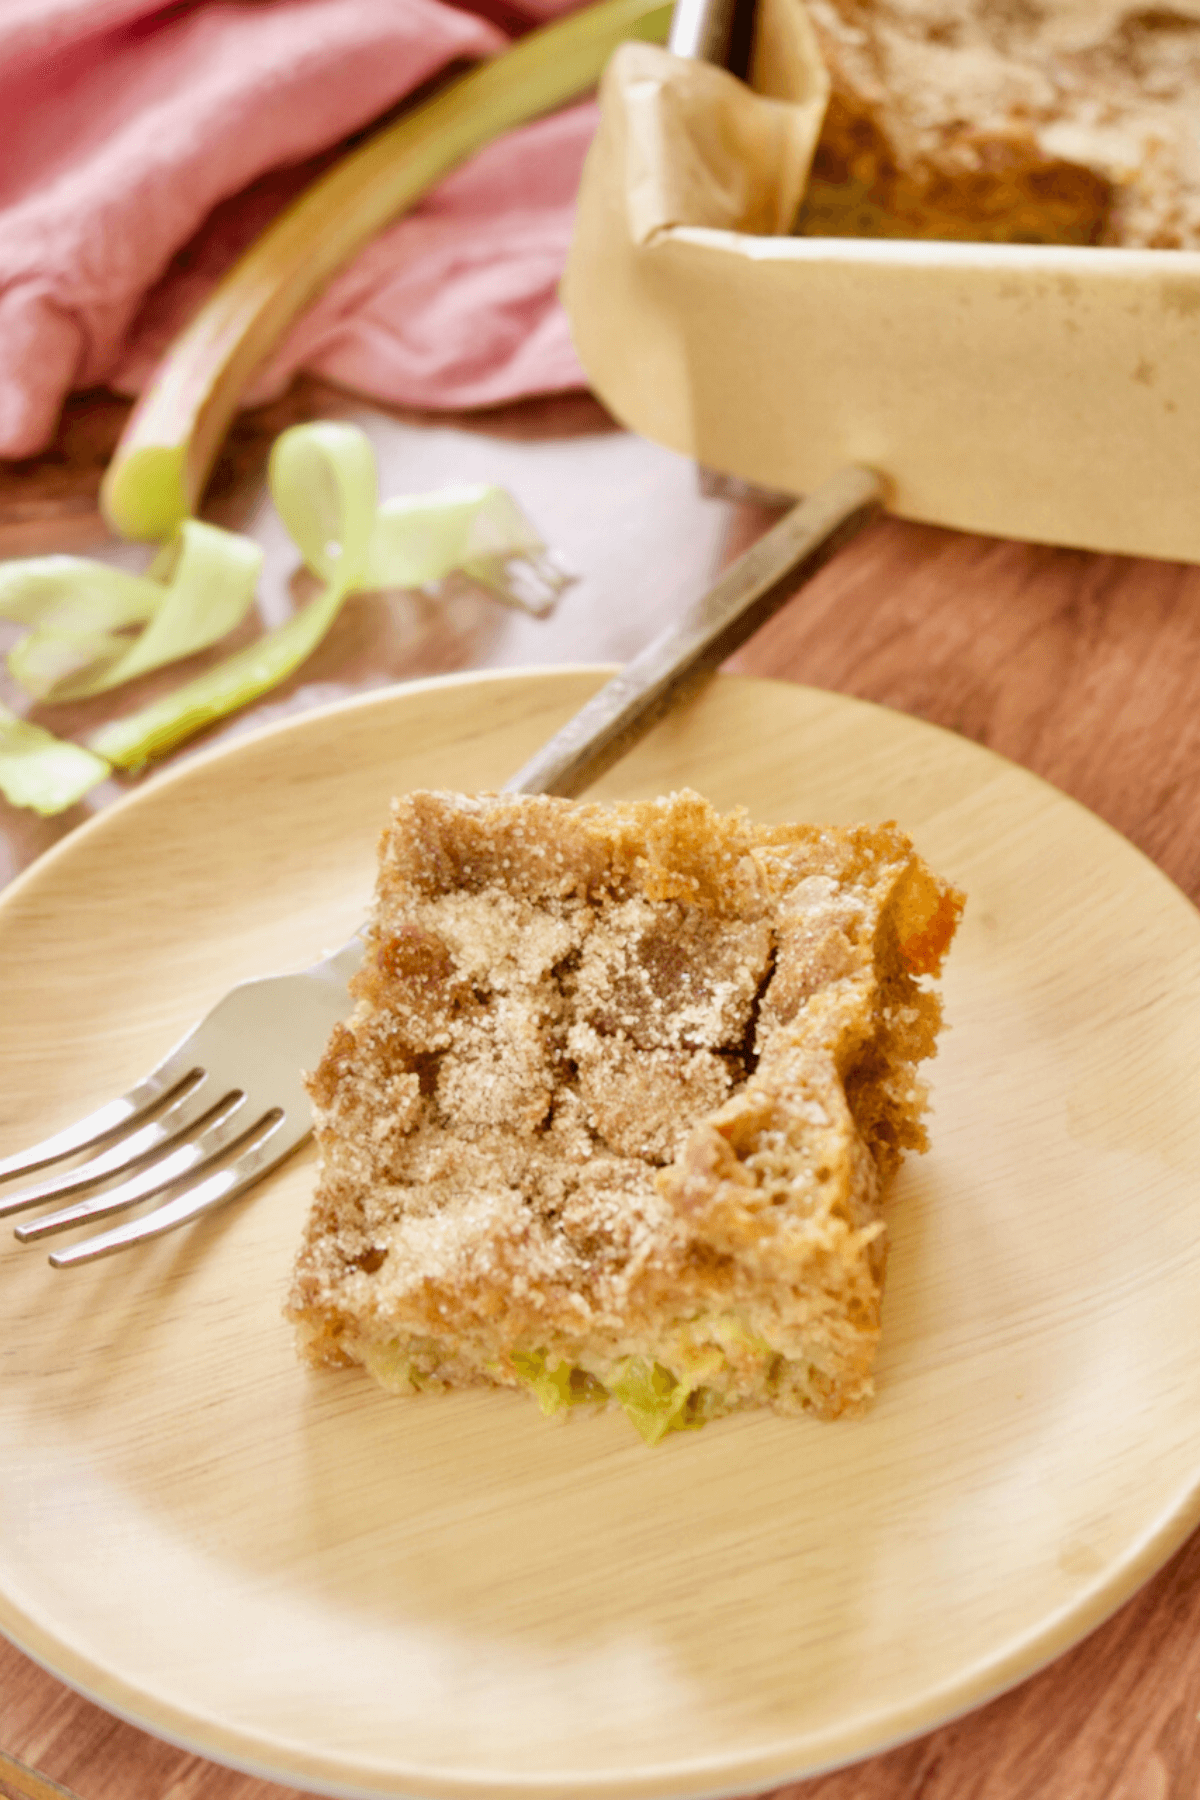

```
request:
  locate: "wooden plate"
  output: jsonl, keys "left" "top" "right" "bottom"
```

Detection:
{"left": 3, "top": 669, "right": 1200, "bottom": 1800}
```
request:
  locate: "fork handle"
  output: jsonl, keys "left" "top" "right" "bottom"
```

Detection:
{"left": 502, "top": 464, "right": 884, "bottom": 799}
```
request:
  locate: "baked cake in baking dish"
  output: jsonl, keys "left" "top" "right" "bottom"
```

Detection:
{"left": 799, "top": 0, "right": 1200, "bottom": 247}
{"left": 286, "top": 790, "right": 963, "bottom": 1443}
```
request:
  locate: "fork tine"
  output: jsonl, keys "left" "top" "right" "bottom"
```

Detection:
{"left": 0, "top": 1073, "right": 229, "bottom": 1219}
{"left": 0, "top": 1040, "right": 203, "bottom": 1184}
{"left": 47, "top": 1109, "right": 301, "bottom": 1268}
{"left": 13, "top": 1101, "right": 260, "bottom": 1242}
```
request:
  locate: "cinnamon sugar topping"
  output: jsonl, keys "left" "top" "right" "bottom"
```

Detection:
{"left": 287, "top": 790, "right": 963, "bottom": 1440}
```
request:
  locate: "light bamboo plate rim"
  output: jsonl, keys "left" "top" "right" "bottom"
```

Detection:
{"left": 3, "top": 668, "right": 1200, "bottom": 1800}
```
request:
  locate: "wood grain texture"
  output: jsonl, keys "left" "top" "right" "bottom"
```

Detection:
{"left": 728, "top": 507, "right": 1200, "bottom": 906}
{"left": 5, "top": 398, "right": 1200, "bottom": 1800}
{"left": 0, "top": 1746, "right": 86, "bottom": 1800}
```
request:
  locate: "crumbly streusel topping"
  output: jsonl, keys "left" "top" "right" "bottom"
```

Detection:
{"left": 288, "top": 790, "right": 962, "bottom": 1422}
{"left": 800, "top": 0, "right": 1200, "bottom": 247}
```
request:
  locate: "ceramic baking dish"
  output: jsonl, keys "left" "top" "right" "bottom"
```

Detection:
{"left": 562, "top": 0, "right": 1200, "bottom": 563}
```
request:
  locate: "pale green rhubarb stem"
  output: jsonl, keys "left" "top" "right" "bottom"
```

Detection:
{"left": 0, "top": 707, "right": 109, "bottom": 816}
{"left": 100, "top": 0, "right": 673, "bottom": 541}
{"left": 0, "top": 421, "right": 572, "bottom": 802}
{"left": 89, "top": 420, "right": 573, "bottom": 769}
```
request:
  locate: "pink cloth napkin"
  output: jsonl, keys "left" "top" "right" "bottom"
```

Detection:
{"left": 0, "top": 0, "right": 595, "bottom": 463}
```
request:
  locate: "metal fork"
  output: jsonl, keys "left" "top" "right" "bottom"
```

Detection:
{"left": 0, "top": 467, "right": 882, "bottom": 1266}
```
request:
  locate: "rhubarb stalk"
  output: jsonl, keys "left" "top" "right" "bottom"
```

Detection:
{"left": 100, "top": 0, "right": 673, "bottom": 541}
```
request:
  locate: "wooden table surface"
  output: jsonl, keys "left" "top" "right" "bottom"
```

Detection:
{"left": 3, "top": 383, "right": 1200, "bottom": 1800}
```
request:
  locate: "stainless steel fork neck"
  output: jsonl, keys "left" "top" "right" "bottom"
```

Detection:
{"left": 668, "top": 0, "right": 756, "bottom": 76}
{"left": 502, "top": 467, "right": 883, "bottom": 801}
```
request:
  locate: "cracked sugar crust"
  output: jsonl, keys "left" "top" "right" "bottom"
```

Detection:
{"left": 287, "top": 789, "right": 963, "bottom": 1427}
{"left": 800, "top": 0, "right": 1200, "bottom": 249}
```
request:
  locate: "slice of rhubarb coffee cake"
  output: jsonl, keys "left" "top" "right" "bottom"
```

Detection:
{"left": 286, "top": 789, "right": 962, "bottom": 1443}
